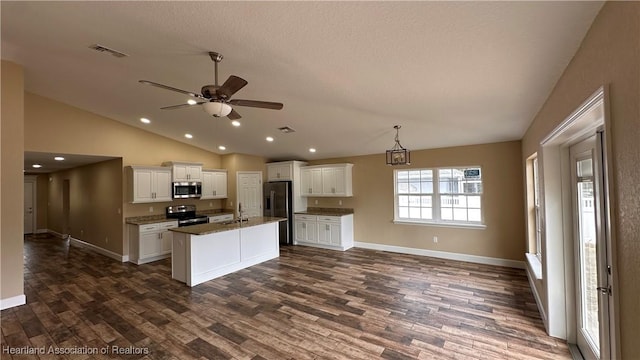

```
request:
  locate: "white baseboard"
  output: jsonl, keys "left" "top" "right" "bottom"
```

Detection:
{"left": 35, "top": 228, "right": 49, "bottom": 234}
{"left": 1, "top": 294, "right": 26, "bottom": 310}
{"left": 354, "top": 241, "right": 525, "bottom": 269}
{"left": 68, "top": 236, "right": 127, "bottom": 262}
{"left": 526, "top": 264, "right": 548, "bottom": 331}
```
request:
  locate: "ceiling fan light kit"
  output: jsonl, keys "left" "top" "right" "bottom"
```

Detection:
{"left": 139, "top": 51, "right": 283, "bottom": 120}
{"left": 203, "top": 101, "right": 232, "bottom": 117}
{"left": 386, "top": 125, "right": 411, "bottom": 166}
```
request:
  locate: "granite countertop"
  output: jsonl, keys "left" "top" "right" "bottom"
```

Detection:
{"left": 125, "top": 209, "right": 235, "bottom": 225}
{"left": 169, "top": 216, "right": 286, "bottom": 236}
{"left": 295, "top": 207, "right": 354, "bottom": 216}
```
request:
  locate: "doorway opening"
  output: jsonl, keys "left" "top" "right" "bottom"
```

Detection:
{"left": 539, "top": 87, "right": 618, "bottom": 359}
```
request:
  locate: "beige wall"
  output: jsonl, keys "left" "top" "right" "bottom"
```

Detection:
{"left": 46, "top": 159, "right": 124, "bottom": 253}
{"left": 22, "top": 92, "right": 228, "bottom": 255}
{"left": 1, "top": 61, "right": 25, "bottom": 302}
{"left": 521, "top": 2, "right": 639, "bottom": 357}
{"left": 33, "top": 174, "right": 49, "bottom": 230}
{"left": 23, "top": 92, "right": 225, "bottom": 219}
{"left": 309, "top": 140, "right": 525, "bottom": 261}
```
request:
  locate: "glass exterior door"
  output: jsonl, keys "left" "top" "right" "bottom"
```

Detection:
{"left": 571, "top": 134, "right": 609, "bottom": 360}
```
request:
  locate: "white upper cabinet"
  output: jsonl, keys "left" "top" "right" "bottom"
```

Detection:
{"left": 127, "top": 166, "right": 172, "bottom": 203}
{"left": 201, "top": 170, "right": 228, "bottom": 199}
{"left": 266, "top": 161, "right": 308, "bottom": 212}
{"left": 301, "top": 167, "right": 323, "bottom": 196}
{"left": 301, "top": 163, "right": 353, "bottom": 197}
{"left": 162, "top": 161, "right": 203, "bottom": 182}
{"left": 267, "top": 163, "right": 293, "bottom": 181}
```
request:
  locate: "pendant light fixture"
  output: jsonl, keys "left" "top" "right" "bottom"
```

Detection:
{"left": 386, "top": 125, "right": 410, "bottom": 166}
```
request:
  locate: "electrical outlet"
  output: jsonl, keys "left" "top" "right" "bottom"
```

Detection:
{"left": 149, "top": 206, "right": 154, "bottom": 213}
{"left": 314, "top": 200, "right": 318, "bottom": 205}
{"left": 105, "top": 237, "right": 109, "bottom": 244}
{"left": 229, "top": 201, "right": 233, "bottom": 207}
{"left": 80, "top": 229, "right": 84, "bottom": 236}
{"left": 209, "top": 202, "right": 213, "bottom": 207}
{"left": 433, "top": 236, "right": 438, "bottom": 243}
{"left": 338, "top": 200, "right": 343, "bottom": 206}
{"left": 117, "top": 208, "right": 121, "bottom": 214}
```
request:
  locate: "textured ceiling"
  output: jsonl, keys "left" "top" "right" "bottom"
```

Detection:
{"left": 2, "top": 1, "right": 603, "bottom": 162}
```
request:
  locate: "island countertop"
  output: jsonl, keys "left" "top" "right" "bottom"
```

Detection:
{"left": 169, "top": 216, "right": 285, "bottom": 235}
{"left": 126, "top": 209, "right": 235, "bottom": 225}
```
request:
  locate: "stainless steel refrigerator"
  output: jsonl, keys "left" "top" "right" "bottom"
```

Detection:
{"left": 263, "top": 181, "right": 293, "bottom": 245}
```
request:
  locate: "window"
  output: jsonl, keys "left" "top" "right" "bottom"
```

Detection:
{"left": 533, "top": 157, "right": 542, "bottom": 259}
{"left": 394, "top": 167, "right": 483, "bottom": 226}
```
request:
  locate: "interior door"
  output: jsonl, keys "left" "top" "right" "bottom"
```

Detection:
{"left": 237, "top": 172, "right": 262, "bottom": 218}
{"left": 23, "top": 178, "right": 35, "bottom": 234}
{"left": 570, "top": 134, "right": 610, "bottom": 360}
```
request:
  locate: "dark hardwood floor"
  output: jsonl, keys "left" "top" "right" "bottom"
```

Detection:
{"left": 1, "top": 234, "right": 570, "bottom": 359}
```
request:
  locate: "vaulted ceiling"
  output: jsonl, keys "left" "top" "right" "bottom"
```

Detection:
{"left": 3, "top": 1, "right": 603, "bottom": 162}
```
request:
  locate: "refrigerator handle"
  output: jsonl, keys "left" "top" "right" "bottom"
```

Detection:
{"left": 269, "top": 190, "right": 276, "bottom": 217}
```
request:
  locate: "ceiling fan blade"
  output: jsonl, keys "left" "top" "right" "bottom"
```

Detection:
{"left": 227, "top": 108, "right": 242, "bottom": 120}
{"left": 217, "top": 75, "right": 248, "bottom": 99}
{"left": 160, "top": 102, "right": 205, "bottom": 110}
{"left": 139, "top": 80, "right": 204, "bottom": 99}
{"left": 228, "top": 99, "right": 284, "bottom": 110}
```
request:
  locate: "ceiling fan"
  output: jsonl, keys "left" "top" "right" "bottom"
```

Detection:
{"left": 139, "top": 52, "right": 283, "bottom": 120}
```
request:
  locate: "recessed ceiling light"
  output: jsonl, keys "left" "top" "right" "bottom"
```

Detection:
{"left": 231, "top": 120, "right": 241, "bottom": 127}
{"left": 218, "top": 145, "right": 226, "bottom": 151}
{"left": 187, "top": 99, "right": 197, "bottom": 105}
{"left": 266, "top": 136, "right": 274, "bottom": 142}
{"left": 140, "top": 117, "right": 151, "bottom": 124}
{"left": 309, "top": 148, "right": 317, "bottom": 153}
{"left": 32, "top": 164, "right": 42, "bottom": 168}
{"left": 54, "top": 156, "right": 65, "bottom": 161}
{"left": 185, "top": 133, "right": 193, "bottom": 139}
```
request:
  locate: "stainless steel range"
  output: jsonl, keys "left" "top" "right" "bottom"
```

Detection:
{"left": 166, "top": 205, "right": 209, "bottom": 227}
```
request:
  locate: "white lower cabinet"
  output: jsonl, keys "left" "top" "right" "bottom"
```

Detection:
{"left": 294, "top": 214, "right": 353, "bottom": 251}
{"left": 295, "top": 215, "right": 318, "bottom": 244}
{"left": 317, "top": 217, "right": 342, "bottom": 246}
{"left": 128, "top": 221, "right": 178, "bottom": 264}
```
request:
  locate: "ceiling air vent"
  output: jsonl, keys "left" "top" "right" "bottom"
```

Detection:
{"left": 88, "top": 44, "right": 128, "bottom": 58}
{"left": 278, "top": 126, "right": 295, "bottom": 133}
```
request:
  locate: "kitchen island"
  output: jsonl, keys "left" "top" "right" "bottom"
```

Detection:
{"left": 170, "top": 217, "right": 284, "bottom": 286}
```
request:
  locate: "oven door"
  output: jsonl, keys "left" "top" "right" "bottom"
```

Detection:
{"left": 172, "top": 182, "right": 202, "bottom": 199}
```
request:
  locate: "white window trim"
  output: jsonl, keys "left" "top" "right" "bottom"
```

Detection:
{"left": 393, "top": 219, "right": 486, "bottom": 229}
{"left": 393, "top": 166, "right": 484, "bottom": 228}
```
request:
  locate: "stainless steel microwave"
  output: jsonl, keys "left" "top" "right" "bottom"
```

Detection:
{"left": 172, "top": 182, "right": 202, "bottom": 199}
